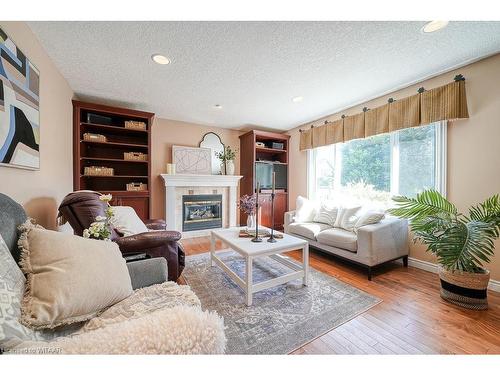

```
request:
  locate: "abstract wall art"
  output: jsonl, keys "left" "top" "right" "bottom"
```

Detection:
{"left": 0, "top": 27, "right": 40, "bottom": 170}
{"left": 172, "top": 145, "right": 212, "bottom": 175}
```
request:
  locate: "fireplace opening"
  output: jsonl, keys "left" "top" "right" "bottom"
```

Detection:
{"left": 182, "top": 194, "right": 222, "bottom": 232}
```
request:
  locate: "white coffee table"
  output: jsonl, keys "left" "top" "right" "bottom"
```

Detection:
{"left": 210, "top": 227, "right": 309, "bottom": 306}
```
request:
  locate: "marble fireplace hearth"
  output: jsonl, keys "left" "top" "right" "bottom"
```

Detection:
{"left": 160, "top": 174, "right": 242, "bottom": 238}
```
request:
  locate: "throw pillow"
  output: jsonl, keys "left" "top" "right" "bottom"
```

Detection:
{"left": 334, "top": 206, "right": 361, "bottom": 232}
{"left": 110, "top": 206, "right": 149, "bottom": 236}
{"left": 294, "top": 196, "right": 317, "bottom": 223}
{"left": 0, "top": 233, "right": 83, "bottom": 350}
{"left": 354, "top": 211, "right": 385, "bottom": 233}
{"left": 18, "top": 220, "right": 133, "bottom": 330}
{"left": 313, "top": 205, "right": 338, "bottom": 226}
{"left": 0, "top": 233, "right": 32, "bottom": 349}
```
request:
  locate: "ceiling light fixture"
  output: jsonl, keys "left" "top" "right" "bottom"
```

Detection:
{"left": 151, "top": 54, "right": 171, "bottom": 65}
{"left": 422, "top": 21, "right": 449, "bottom": 33}
{"left": 214, "top": 104, "right": 222, "bottom": 109}
{"left": 292, "top": 96, "right": 303, "bottom": 103}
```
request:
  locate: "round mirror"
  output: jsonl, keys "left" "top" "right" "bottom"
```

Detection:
{"left": 199, "top": 132, "right": 225, "bottom": 175}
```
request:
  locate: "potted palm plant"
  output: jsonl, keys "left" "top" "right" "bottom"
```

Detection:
{"left": 388, "top": 190, "right": 499, "bottom": 310}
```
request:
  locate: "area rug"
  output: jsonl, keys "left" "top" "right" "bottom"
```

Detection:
{"left": 183, "top": 252, "right": 381, "bottom": 354}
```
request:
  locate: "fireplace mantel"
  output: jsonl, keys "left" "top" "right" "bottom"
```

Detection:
{"left": 161, "top": 174, "right": 242, "bottom": 187}
{"left": 160, "top": 174, "right": 242, "bottom": 234}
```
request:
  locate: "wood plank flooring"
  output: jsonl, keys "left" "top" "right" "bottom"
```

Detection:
{"left": 180, "top": 236, "right": 500, "bottom": 354}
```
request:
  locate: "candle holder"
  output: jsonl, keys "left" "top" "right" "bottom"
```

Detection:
{"left": 267, "top": 191, "right": 277, "bottom": 243}
{"left": 251, "top": 184, "right": 262, "bottom": 243}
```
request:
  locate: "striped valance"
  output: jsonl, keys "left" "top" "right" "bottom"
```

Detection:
{"left": 299, "top": 77, "right": 469, "bottom": 151}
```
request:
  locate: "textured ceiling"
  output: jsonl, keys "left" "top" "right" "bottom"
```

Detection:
{"left": 29, "top": 21, "right": 500, "bottom": 130}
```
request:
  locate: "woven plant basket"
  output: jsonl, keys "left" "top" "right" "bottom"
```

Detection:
{"left": 438, "top": 266, "right": 490, "bottom": 310}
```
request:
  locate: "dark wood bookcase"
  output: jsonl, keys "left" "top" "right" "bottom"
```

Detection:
{"left": 72, "top": 100, "right": 154, "bottom": 220}
{"left": 239, "top": 130, "right": 290, "bottom": 230}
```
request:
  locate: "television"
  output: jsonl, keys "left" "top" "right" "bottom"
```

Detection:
{"left": 255, "top": 162, "right": 287, "bottom": 191}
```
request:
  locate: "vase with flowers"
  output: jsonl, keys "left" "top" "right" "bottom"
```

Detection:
{"left": 239, "top": 194, "right": 257, "bottom": 229}
{"left": 215, "top": 145, "right": 237, "bottom": 175}
{"left": 83, "top": 194, "right": 114, "bottom": 241}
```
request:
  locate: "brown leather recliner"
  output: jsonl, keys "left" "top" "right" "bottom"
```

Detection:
{"left": 57, "top": 191, "right": 185, "bottom": 281}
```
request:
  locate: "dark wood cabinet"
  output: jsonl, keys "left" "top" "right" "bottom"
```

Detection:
{"left": 239, "top": 130, "right": 290, "bottom": 230}
{"left": 110, "top": 192, "right": 150, "bottom": 220}
{"left": 72, "top": 100, "right": 154, "bottom": 221}
{"left": 257, "top": 193, "right": 287, "bottom": 229}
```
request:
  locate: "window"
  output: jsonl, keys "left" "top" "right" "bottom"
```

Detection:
{"left": 308, "top": 122, "right": 446, "bottom": 205}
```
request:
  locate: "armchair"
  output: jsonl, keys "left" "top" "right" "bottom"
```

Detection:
{"left": 57, "top": 191, "right": 185, "bottom": 281}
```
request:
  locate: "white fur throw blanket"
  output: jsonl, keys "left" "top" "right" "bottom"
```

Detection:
{"left": 14, "top": 282, "right": 226, "bottom": 354}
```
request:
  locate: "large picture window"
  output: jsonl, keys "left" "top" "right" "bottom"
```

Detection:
{"left": 308, "top": 122, "right": 446, "bottom": 205}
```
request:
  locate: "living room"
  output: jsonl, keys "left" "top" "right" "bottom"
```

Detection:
{"left": 1, "top": 0, "right": 500, "bottom": 372}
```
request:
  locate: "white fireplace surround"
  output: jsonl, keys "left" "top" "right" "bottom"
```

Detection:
{"left": 161, "top": 174, "right": 242, "bottom": 236}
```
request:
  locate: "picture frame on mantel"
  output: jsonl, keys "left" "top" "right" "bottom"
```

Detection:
{"left": 172, "top": 145, "right": 212, "bottom": 175}
{"left": 0, "top": 27, "right": 41, "bottom": 170}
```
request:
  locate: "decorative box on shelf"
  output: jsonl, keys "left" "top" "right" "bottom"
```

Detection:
{"left": 87, "top": 113, "right": 112, "bottom": 125}
{"left": 271, "top": 142, "right": 284, "bottom": 150}
{"left": 126, "top": 182, "right": 148, "bottom": 191}
{"left": 83, "top": 133, "right": 107, "bottom": 143}
{"left": 124, "top": 151, "right": 148, "bottom": 161}
{"left": 124, "top": 120, "right": 147, "bottom": 131}
{"left": 84, "top": 166, "right": 114, "bottom": 176}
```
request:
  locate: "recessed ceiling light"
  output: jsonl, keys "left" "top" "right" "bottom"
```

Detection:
{"left": 292, "top": 96, "right": 303, "bottom": 103}
{"left": 151, "top": 54, "right": 171, "bottom": 65}
{"left": 422, "top": 21, "right": 449, "bottom": 33}
{"left": 214, "top": 104, "right": 222, "bottom": 109}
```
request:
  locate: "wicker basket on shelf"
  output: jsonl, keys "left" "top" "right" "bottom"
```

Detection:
{"left": 126, "top": 182, "right": 148, "bottom": 191}
{"left": 124, "top": 121, "right": 146, "bottom": 131}
{"left": 84, "top": 166, "right": 114, "bottom": 176}
{"left": 124, "top": 151, "right": 148, "bottom": 161}
{"left": 83, "top": 133, "right": 107, "bottom": 143}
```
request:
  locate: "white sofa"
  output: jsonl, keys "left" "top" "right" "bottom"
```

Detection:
{"left": 284, "top": 211, "right": 409, "bottom": 280}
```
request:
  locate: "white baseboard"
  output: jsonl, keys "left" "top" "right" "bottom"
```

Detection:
{"left": 408, "top": 257, "right": 500, "bottom": 293}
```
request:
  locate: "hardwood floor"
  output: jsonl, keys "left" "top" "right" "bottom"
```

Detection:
{"left": 180, "top": 236, "right": 500, "bottom": 354}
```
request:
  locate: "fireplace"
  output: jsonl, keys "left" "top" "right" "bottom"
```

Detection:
{"left": 182, "top": 194, "right": 223, "bottom": 232}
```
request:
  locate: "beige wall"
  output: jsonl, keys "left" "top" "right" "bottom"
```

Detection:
{"left": 0, "top": 22, "right": 74, "bottom": 229}
{"left": 287, "top": 53, "right": 500, "bottom": 280}
{"left": 151, "top": 118, "right": 243, "bottom": 220}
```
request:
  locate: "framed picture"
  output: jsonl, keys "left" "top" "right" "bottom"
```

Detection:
{"left": 172, "top": 145, "right": 212, "bottom": 175}
{"left": 0, "top": 27, "right": 40, "bottom": 170}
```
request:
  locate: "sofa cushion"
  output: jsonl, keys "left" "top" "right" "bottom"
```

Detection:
{"left": 18, "top": 220, "right": 133, "bottom": 329}
{"left": 287, "top": 222, "right": 331, "bottom": 240}
{"left": 294, "top": 196, "right": 317, "bottom": 223}
{"left": 316, "top": 228, "right": 358, "bottom": 252}
{"left": 110, "top": 206, "right": 149, "bottom": 236}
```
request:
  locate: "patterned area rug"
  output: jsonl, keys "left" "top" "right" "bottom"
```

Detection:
{"left": 183, "top": 252, "right": 381, "bottom": 354}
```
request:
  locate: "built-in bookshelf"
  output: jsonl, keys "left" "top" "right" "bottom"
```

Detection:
{"left": 72, "top": 100, "right": 154, "bottom": 220}
{"left": 239, "top": 130, "right": 290, "bottom": 230}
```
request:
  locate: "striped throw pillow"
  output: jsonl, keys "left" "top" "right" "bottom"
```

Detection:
{"left": 313, "top": 205, "right": 338, "bottom": 227}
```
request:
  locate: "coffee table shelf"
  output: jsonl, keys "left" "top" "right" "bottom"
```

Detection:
{"left": 210, "top": 227, "right": 309, "bottom": 306}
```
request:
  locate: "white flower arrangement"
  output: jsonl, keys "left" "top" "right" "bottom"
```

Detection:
{"left": 83, "top": 194, "right": 115, "bottom": 241}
